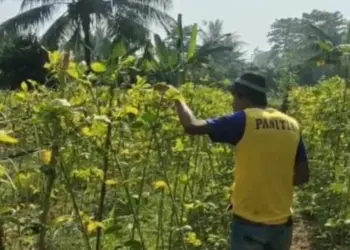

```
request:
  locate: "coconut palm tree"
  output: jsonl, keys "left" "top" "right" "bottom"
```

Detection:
{"left": 200, "top": 19, "right": 246, "bottom": 81}
{"left": 0, "top": 0, "right": 173, "bottom": 67}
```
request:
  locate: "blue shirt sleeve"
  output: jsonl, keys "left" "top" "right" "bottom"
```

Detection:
{"left": 205, "top": 111, "right": 245, "bottom": 145}
{"left": 295, "top": 137, "right": 308, "bottom": 165}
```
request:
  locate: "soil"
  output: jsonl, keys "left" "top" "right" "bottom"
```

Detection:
{"left": 291, "top": 215, "right": 313, "bottom": 250}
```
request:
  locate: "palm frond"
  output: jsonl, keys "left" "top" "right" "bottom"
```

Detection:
{"left": 20, "top": 0, "right": 60, "bottom": 11}
{"left": 40, "top": 11, "right": 73, "bottom": 49}
{"left": 87, "top": 0, "right": 113, "bottom": 20}
{"left": 305, "top": 52, "right": 326, "bottom": 66}
{"left": 192, "top": 45, "right": 233, "bottom": 63}
{"left": 108, "top": 11, "right": 150, "bottom": 45}
{"left": 0, "top": 4, "right": 59, "bottom": 34}
{"left": 112, "top": 0, "right": 174, "bottom": 27}
{"left": 64, "top": 25, "right": 83, "bottom": 51}
{"left": 112, "top": 0, "right": 172, "bottom": 11}
{"left": 304, "top": 20, "right": 335, "bottom": 45}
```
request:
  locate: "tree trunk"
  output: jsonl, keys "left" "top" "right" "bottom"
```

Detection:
{"left": 0, "top": 222, "right": 5, "bottom": 250}
{"left": 81, "top": 12, "right": 92, "bottom": 70}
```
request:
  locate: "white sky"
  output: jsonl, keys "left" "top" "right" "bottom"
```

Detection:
{"left": 1, "top": 0, "right": 350, "bottom": 58}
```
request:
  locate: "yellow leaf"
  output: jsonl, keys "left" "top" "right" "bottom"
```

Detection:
{"left": 86, "top": 221, "right": 104, "bottom": 234}
{"left": 105, "top": 179, "right": 118, "bottom": 186}
{"left": 49, "top": 51, "right": 61, "bottom": 65}
{"left": 53, "top": 215, "right": 73, "bottom": 225}
{"left": 40, "top": 150, "right": 52, "bottom": 165}
{"left": 0, "top": 130, "right": 18, "bottom": 144}
{"left": 91, "top": 62, "right": 107, "bottom": 73}
{"left": 81, "top": 126, "right": 93, "bottom": 136}
{"left": 152, "top": 180, "right": 168, "bottom": 190}
{"left": 67, "top": 67, "right": 79, "bottom": 79}
{"left": 164, "top": 88, "right": 185, "bottom": 102}
{"left": 15, "top": 92, "right": 26, "bottom": 100}
{"left": 125, "top": 106, "right": 139, "bottom": 116}
{"left": 185, "top": 232, "right": 202, "bottom": 247}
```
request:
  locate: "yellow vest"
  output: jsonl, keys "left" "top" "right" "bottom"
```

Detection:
{"left": 231, "top": 107, "right": 300, "bottom": 224}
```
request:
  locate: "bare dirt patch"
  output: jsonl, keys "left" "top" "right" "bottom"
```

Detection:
{"left": 291, "top": 215, "right": 313, "bottom": 250}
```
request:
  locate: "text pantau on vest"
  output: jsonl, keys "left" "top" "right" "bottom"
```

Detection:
{"left": 231, "top": 108, "right": 300, "bottom": 224}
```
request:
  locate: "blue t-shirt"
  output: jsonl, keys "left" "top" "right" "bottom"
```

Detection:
{"left": 206, "top": 111, "right": 308, "bottom": 165}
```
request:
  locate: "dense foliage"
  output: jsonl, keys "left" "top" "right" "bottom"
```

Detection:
{"left": 0, "top": 51, "right": 235, "bottom": 250}
{"left": 2, "top": 3, "right": 350, "bottom": 249}
{"left": 0, "top": 50, "right": 349, "bottom": 250}
{"left": 0, "top": 34, "right": 52, "bottom": 90}
{"left": 289, "top": 77, "right": 350, "bottom": 248}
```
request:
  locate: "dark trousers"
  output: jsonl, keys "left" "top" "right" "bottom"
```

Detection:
{"left": 230, "top": 214, "right": 293, "bottom": 250}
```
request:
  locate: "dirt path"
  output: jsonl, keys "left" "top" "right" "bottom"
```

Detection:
{"left": 291, "top": 215, "right": 313, "bottom": 250}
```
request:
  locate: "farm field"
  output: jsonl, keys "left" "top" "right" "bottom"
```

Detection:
{"left": 1, "top": 53, "right": 350, "bottom": 249}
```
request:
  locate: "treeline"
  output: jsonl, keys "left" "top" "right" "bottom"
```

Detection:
{"left": 0, "top": 2, "right": 349, "bottom": 91}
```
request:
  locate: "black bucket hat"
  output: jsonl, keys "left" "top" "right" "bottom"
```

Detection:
{"left": 231, "top": 73, "right": 267, "bottom": 95}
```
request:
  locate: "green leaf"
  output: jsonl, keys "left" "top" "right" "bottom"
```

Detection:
{"left": 154, "top": 34, "right": 168, "bottom": 66}
{"left": 112, "top": 41, "right": 127, "bottom": 59}
{"left": 187, "top": 23, "right": 198, "bottom": 61}
{"left": 21, "top": 82, "right": 28, "bottom": 92}
{"left": 306, "top": 21, "right": 334, "bottom": 45}
{"left": 140, "top": 113, "right": 158, "bottom": 124}
{"left": 0, "top": 165, "right": 5, "bottom": 178}
{"left": 0, "top": 206, "right": 15, "bottom": 215}
{"left": 124, "top": 240, "right": 142, "bottom": 250}
{"left": 91, "top": 62, "right": 107, "bottom": 73}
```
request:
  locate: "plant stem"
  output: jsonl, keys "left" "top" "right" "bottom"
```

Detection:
{"left": 0, "top": 221, "right": 5, "bottom": 250}
{"left": 59, "top": 162, "right": 92, "bottom": 250}
{"left": 38, "top": 144, "right": 59, "bottom": 250}
{"left": 95, "top": 85, "right": 116, "bottom": 250}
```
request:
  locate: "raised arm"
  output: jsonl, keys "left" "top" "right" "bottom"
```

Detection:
{"left": 174, "top": 100, "right": 209, "bottom": 135}
{"left": 175, "top": 99, "right": 245, "bottom": 145}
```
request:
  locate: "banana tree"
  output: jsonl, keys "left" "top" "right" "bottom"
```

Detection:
{"left": 305, "top": 21, "right": 350, "bottom": 77}
{"left": 137, "top": 14, "right": 233, "bottom": 85}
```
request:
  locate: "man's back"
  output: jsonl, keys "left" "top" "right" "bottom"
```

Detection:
{"left": 160, "top": 71, "right": 309, "bottom": 249}
{"left": 232, "top": 108, "right": 300, "bottom": 224}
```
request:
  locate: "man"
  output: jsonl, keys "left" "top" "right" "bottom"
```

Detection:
{"left": 156, "top": 72, "right": 309, "bottom": 250}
